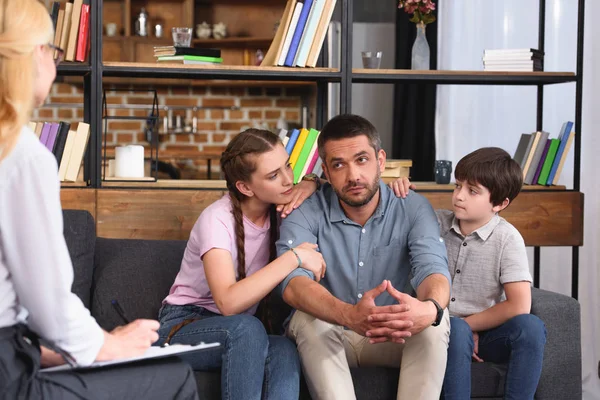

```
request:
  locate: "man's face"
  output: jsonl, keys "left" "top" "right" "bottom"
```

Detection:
{"left": 322, "top": 135, "right": 386, "bottom": 207}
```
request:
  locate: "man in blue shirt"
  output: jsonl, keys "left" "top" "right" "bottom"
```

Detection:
{"left": 277, "top": 114, "right": 451, "bottom": 400}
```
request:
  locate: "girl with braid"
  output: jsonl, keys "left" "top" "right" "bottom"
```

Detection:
{"left": 157, "top": 128, "right": 327, "bottom": 400}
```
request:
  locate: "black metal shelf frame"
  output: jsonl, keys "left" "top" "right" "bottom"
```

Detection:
{"left": 76, "top": 0, "right": 583, "bottom": 298}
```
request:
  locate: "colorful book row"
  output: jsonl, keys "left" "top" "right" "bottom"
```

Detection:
{"left": 49, "top": 0, "right": 91, "bottom": 63}
{"left": 261, "top": 0, "right": 338, "bottom": 68}
{"left": 513, "top": 121, "right": 575, "bottom": 186}
{"left": 28, "top": 121, "right": 91, "bottom": 182}
{"left": 278, "top": 128, "right": 323, "bottom": 183}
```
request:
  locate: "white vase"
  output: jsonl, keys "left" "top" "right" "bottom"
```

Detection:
{"left": 411, "top": 22, "right": 430, "bottom": 70}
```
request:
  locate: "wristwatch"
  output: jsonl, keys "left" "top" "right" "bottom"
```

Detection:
{"left": 301, "top": 173, "right": 322, "bottom": 191}
{"left": 424, "top": 298, "right": 444, "bottom": 326}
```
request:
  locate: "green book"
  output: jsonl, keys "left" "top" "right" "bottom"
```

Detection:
{"left": 157, "top": 55, "right": 224, "bottom": 63}
{"left": 537, "top": 139, "right": 560, "bottom": 185}
{"left": 293, "top": 128, "right": 319, "bottom": 183}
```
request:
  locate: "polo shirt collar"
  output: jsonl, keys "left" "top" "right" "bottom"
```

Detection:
{"left": 450, "top": 213, "right": 501, "bottom": 241}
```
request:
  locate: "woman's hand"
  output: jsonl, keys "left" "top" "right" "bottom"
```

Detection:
{"left": 293, "top": 242, "right": 326, "bottom": 282}
{"left": 388, "top": 177, "right": 415, "bottom": 198}
{"left": 276, "top": 179, "right": 319, "bottom": 218}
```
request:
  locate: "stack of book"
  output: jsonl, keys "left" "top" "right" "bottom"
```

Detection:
{"left": 279, "top": 128, "right": 323, "bottom": 182}
{"left": 262, "top": 0, "right": 338, "bottom": 68}
{"left": 483, "top": 48, "right": 544, "bottom": 72}
{"left": 28, "top": 121, "right": 91, "bottom": 182}
{"left": 154, "top": 47, "right": 223, "bottom": 65}
{"left": 513, "top": 121, "right": 575, "bottom": 186}
{"left": 49, "top": 0, "right": 91, "bottom": 63}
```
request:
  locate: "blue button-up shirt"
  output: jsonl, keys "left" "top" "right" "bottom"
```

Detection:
{"left": 276, "top": 181, "right": 450, "bottom": 306}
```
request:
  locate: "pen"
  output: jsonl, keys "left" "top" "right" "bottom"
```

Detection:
{"left": 111, "top": 299, "right": 131, "bottom": 324}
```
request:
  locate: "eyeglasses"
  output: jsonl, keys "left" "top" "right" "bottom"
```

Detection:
{"left": 46, "top": 43, "right": 64, "bottom": 67}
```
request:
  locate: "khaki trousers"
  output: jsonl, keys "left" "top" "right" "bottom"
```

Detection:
{"left": 287, "top": 310, "right": 450, "bottom": 400}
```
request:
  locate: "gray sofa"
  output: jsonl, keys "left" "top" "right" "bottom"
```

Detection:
{"left": 63, "top": 209, "right": 582, "bottom": 399}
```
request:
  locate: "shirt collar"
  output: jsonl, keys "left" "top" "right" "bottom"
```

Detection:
{"left": 328, "top": 180, "right": 388, "bottom": 223}
{"left": 450, "top": 213, "right": 501, "bottom": 241}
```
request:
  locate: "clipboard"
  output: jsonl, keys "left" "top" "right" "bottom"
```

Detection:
{"left": 40, "top": 342, "right": 220, "bottom": 373}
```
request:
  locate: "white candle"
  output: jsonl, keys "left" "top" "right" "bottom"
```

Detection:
{"left": 115, "top": 145, "right": 145, "bottom": 178}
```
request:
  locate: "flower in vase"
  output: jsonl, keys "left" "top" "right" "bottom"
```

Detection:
{"left": 398, "top": 0, "right": 436, "bottom": 25}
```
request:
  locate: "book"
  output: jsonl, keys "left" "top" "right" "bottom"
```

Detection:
{"left": 523, "top": 131, "right": 549, "bottom": 184}
{"left": 532, "top": 139, "right": 551, "bottom": 185}
{"left": 153, "top": 46, "right": 221, "bottom": 58}
{"left": 39, "top": 122, "right": 51, "bottom": 145}
{"left": 277, "top": 0, "right": 304, "bottom": 66}
{"left": 304, "top": 144, "right": 319, "bottom": 175}
{"left": 285, "top": 129, "right": 300, "bottom": 154}
{"left": 522, "top": 131, "right": 543, "bottom": 179}
{"left": 64, "top": 122, "right": 90, "bottom": 182}
{"left": 301, "top": 135, "right": 320, "bottom": 177}
{"left": 306, "top": 0, "right": 337, "bottom": 68}
{"left": 34, "top": 122, "right": 44, "bottom": 139}
{"left": 261, "top": 0, "right": 296, "bottom": 66}
{"left": 551, "top": 131, "right": 575, "bottom": 185}
{"left": 293, "top": 128, "right": 319, "bottom": 182}
{"left": 484, "top": 48, "right": 544, "bottom": 56}
{"left": 513, "top": 133, "right": 534, "bottom": 168}
{"left": 537, "top": 139, "right": 560, "bottom": 185}
{"left": 546, "top": 121, "right": 574, "bottom": 185}
{"left": 41, "top": 342, "right": 220, "bottom": 373}
{"left": 50, "top": 2, "right": 60, "bottom": 31}
{"left": 277, "top": 128, "right": 288, "bottom": 142}
{"left": 156, "top": 60, "right": 221, "bottom": 65}
{"left": 58, "top": 129, "right": 76, "bottom": 181}
{"left": 65, "top": 0, "right": 83, "bottom": 62}
{"left": 312, "top": 156, "right": 324, "bottom": 177}
{"left": 156, "top": 55, "right": 223, "bottom": 63}
{"left": 75, "top": 0, "right": 90, "bottom": 62}
{"left": 53, "top": 8, "right": 65, "bottom": 59}
{"left": 53, "top": 122, "right": 71, "bottom": 164}
{"left": 45, "top": 122, "right": 60, "bottom": 152}
{"left": 284, "top": 0, "right": 314, "bottom": 67}
{"left": 59, "top": 2, "right": 73, "bottom": 57}
{"left": 289, "top": 128, "right": 309, "bottom": 168}
{"left": 294, "top": 0, "right": 326, "bottom": 67}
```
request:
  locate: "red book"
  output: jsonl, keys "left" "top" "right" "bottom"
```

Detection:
{"left": 75, "top": 1, "right": 90, "bottom": 62}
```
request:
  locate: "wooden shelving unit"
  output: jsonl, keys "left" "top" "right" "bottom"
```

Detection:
{"left": 55, "top": 0, "right": 585, "bottom": 298}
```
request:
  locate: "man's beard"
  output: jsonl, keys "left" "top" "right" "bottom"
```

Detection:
{"left": 334, "top": 170, "right": 381, "bottom": 207}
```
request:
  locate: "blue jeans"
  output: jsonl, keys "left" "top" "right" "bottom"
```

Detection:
{"left": 156, "top": 304, "right": 300, "bottom": 400}
{"left": 443, "top": 314, "right": 547, "bottom": 400}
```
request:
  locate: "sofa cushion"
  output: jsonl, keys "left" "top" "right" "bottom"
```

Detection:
{"left": 62, "top": 209, "right": 96, "bottom": 308}
{"left": 92, "top": 238, "right": 187, "bottom": 330}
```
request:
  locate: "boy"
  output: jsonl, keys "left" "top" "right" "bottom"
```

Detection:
{"left": 437, "top": 147, "right": 547, "bottom": 399}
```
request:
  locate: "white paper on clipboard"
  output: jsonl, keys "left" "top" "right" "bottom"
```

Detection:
{"left": 40, "top": 342, "right": 220, "bottom": 373}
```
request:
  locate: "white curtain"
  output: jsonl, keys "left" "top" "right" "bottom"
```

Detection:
{"left": 436, "top": 0, "right": 600, "bottom": 398}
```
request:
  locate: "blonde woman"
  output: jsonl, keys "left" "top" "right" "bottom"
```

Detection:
{"left": 0, "top": 0, "right": 198, "bottom": 398}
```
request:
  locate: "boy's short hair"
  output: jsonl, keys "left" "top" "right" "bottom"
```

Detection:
{"left": 454, "top": 147, "right": 523, "bottom": 206}
{"left": 317, "top": 114, "right": 382, "bottom": 161}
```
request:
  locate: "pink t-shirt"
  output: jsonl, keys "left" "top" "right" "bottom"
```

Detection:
{"left": 163, "top": 194, "right": 271, "bottom": 315}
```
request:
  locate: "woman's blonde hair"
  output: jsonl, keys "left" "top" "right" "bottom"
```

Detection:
{"left": 0, "top": 0, "right": 54, "bottom": 160}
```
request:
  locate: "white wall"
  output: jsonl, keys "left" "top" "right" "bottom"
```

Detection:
{"left": 437, "top": 0, "right": 599, "bottom": 397}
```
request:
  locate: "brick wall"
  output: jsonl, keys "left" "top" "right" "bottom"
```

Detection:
{"left": 34, "top": 82, "right": 305, "bottom": 178}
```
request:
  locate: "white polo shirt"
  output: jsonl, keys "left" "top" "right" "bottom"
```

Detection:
{"left": 436, "top": 209, "right": 532, "bottom": 318}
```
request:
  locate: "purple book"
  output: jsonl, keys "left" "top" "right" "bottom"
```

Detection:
{"left": 532, "top": 139, "right": 551, "bottom": 185}
{"left": 45, "top": 123, "right": 60, "bottom": 152}
{"left": 39, "top": 122, "right": 51, "bottom": 145}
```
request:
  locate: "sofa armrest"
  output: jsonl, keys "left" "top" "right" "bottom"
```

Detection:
{"left": 531, "top": 287, "right": 581, "bottom": 399}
